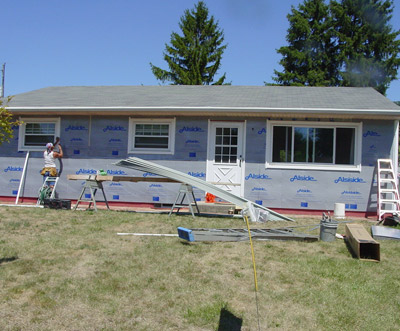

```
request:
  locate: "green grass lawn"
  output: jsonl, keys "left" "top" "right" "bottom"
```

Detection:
{"left": 1, "top": 206, "right": 399, "bottom": 330}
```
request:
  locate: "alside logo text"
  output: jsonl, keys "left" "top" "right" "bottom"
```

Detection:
{"left": 341, "top": 190, "right": 361, "bottom": 195}
{"left": 65, "top": 125, "right": 88, "bottom": 132}
{"left": 188, "top": 171, "right": 205, "bottom": 178}
{"left": 143, "top": 172, "right": 158, "bottom": 177}
{"left": 75, "top": 169, "right": 127, "bottom": 175}
{"left": 245, "top": 173, "right": 271, "bottom": 180}
{"left": 290, "top": 175, "right": 317, "bottom": 182}
{"left": 363, "top": 130, "right": 381, "bottom": 138}
{"left": 179, "top": 126, "right": 205, "bottom": 134}
{"left": 297, "top": 189, "right": 312, "bottom": 193}
{"left": 70, "top": 138, "right": 83, "bottom": 142}
{"left": 4, "top": 166, "right": 23, "bottom": 172}
{"left": 103, "top": 126, "right": 126, "bottom": 132}
{"left": 109, "top": 138, "right": 122, "bottom": 143}
{"left": 258, "top": 128, "right": 266, "bottom": 135}
{"left": 150, "top": 184, "right": 163, "bottom": 188}
{"left": 185, "top": 139, "right": 200, "bottom": 144}
{"left": 334, "top": 177, "right": 366, "bottom": 184}
{"left": 251, "top": 187, "right": 266, "bottom": 192}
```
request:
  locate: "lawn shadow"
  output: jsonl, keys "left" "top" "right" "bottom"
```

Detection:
{"left": 218, "top": 307, "right": 242, "bottom": 331}
{"left": 0, "top": 256, "right": 18, "bottom": 265}
{"left": 344, "top": 239, "right": 358, "bottom": 259}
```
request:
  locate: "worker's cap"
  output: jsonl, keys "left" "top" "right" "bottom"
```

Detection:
{"left": 46, "top": 143, "right": 53, "bottom": 149}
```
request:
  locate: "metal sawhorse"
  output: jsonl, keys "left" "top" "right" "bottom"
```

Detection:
{"left": 169, "top": 183, "right": 200, "bottom": 218}
{"left": 73, "top": 176, "right": 110, "bottom": 211}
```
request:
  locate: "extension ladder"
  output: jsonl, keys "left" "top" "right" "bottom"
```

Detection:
{"left": 177, "top": 227, "right": 319, "bottom": 242}
{"left": 37, "top": 176, "right": 59, "bottom": 205}
{"left": 169, "top": 184, "right": 200, "bottom": 218}
{"left": 377, "top": 159, "right": 400, "bottom": 221}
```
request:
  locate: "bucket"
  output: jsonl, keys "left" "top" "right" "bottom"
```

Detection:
{"left": 334, "top": 203, "right": 346, "bottom": 219}
{"left": 320, "top": 220, "right": 338, "bottom": 242}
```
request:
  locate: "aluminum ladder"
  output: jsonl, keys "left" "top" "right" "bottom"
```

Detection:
{"left": 377, "top": 159, "right": 400, "bottom": 221}
{"left": 169, "top": 184, "right": 200, "bottom": 218}
{"left": 177, "top": 227, "right": 319, "bottom": 242}
{"left": 37, "top": 176, "right": 59, "bottom": 205}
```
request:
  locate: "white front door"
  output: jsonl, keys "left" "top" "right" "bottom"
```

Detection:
{"left": 207, "top": 121, "right": 245, "bottom": 197}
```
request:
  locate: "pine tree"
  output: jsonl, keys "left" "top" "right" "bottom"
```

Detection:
{"left": 150, "top": 1, "right": 227, "bottom": 85}
{"left": 273, "top": 0, "right": 340, "bottom": 86}
{"left": 331, "top": 0, "right": 400, "bottom": 94}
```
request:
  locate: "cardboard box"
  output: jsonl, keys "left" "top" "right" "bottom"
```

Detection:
{"left": 345, "top": 224, "right": 380, "bottom": 262}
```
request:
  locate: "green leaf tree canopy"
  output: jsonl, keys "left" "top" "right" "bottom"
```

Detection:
{"left": 0, "top": 97, "right": 20, "bottom": 145}
{"left": 273, "top": 0, "right": 400, "bottom": 95}
{"left": 150, "top": 1, "right": 227, "bottom": 85}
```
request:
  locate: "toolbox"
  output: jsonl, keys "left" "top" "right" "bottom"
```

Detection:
{"left": 43, "top": 199, "right": 71, "bottom": 210}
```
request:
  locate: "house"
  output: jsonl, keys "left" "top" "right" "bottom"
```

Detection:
{"left": 2, "top": 85, "right": 400, "bottom": 216}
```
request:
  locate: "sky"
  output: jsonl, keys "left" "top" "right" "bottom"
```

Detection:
{"left": 1, "top": 0, "right": 400, "bottom": 101}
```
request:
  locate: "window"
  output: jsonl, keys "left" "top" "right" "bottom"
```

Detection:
{"left": 266, "top": 120, "right": 361, "bottom": 171}
{"left": 18, "top": 118, "right": 60, "bottom": 151}
{"left": 214, "top": 127, "right": 238, "bottom": 163}
{"left": 128, "top": 118, "right": 175, "bottom": 154}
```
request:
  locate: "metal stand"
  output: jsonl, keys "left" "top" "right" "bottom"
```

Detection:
{"left": 37, "top": 176, "right": 59, "bottom": 205}
{"left": 73, "top": 177, "right": 110, "bottom": 211}
{"left": 169, "top": 184, "right": 200, "bottom": 218}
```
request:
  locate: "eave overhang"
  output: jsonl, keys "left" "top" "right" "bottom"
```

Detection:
{"left": 8, "top": 106, "right": 400, "bottom": 120}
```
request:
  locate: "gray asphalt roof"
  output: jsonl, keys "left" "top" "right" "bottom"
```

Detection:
{"left": 6, "top": 85, "right": 400, "bottom": 111}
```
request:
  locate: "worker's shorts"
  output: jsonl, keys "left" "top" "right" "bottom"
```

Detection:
{"left": 40, "top": 167, "right": 58, "bottom": 177}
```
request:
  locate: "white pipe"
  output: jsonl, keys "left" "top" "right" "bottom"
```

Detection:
{"left": 15, "top": 151, "right": 30, "bottom": 204}
{"left": 117, "top": 233, "right": 178, "bottom": 237}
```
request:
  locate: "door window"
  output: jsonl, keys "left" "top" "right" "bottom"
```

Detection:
{"left": 214, "top": 127, "right": 238, "bottom": 163}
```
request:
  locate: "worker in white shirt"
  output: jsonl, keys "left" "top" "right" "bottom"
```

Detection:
{"left": 40, "top": 142, "right": 63, "bottom": 187}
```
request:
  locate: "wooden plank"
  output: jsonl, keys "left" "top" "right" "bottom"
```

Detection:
{"left": 67, "top": 174, "right": 179, "bottom": 183}
{"left": 111, "top": 176, "right": 179, "bottom": 183}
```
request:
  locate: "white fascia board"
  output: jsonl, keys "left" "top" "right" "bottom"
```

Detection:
{"left": 8, "top": 106, "right": 400, "bottom": 116}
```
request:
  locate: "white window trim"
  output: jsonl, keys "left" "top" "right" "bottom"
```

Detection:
{"left": 266, "top": 120, "right": 362, "bottom": 172}
{"left": 128, "top": 118, "right": 176, "bottom": 155}
{"left": 18, "top": 117, "right": 61, "bottom": 151}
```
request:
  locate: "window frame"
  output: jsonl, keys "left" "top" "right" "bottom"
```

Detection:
{"left": 18, "top": 117, "right": 61, "bottom": 151}
{"left": 128, "top": 118, "right": 176, "bottom": 155}
{"left": 266, "top": 120, "right": 362, "bottom": 172}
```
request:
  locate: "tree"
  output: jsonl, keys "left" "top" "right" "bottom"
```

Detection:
{"left": 272, "top": 0, "right": 400, "bottom": 95}
{"left": 331, "top": 0, "right": 400, "bottom": 94}
{"left": 0, "top": 97, "right": 20, "bottom": 145}
{"left": 273, "top": 0, "right": 340, "bottom": 86}
{"left": 150, "top": 1, "right": 227, "bottom": 85}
